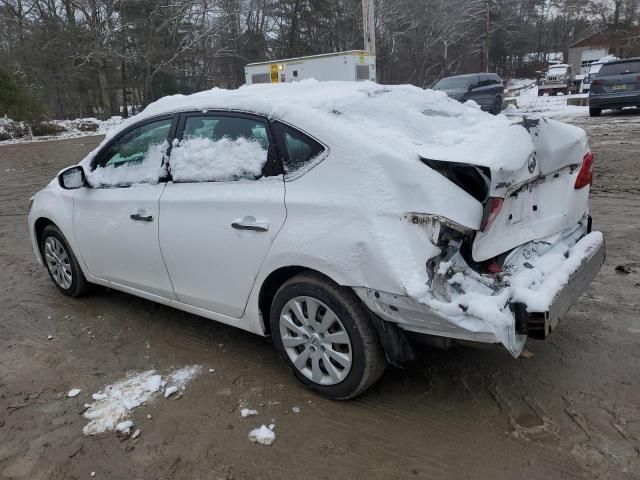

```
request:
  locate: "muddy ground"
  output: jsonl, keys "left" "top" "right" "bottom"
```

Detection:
{"left": 1, "top": 111, "right": 639, "bottom": 480}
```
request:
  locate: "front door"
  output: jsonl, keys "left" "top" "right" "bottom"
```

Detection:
{"left": 159, "top": 112, "right": 286, "bottom": 318}
{"left": 73, "top": 116, "right": 177, "bottom": 299}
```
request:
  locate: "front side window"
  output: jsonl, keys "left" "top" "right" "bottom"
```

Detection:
{"left": 274, "top": 122, "right": 325, "bottom": 175}
{"left": 169, "top": 115, "right": 272, "bottom": 183}
{"left": 89, "top": 118, "right": 172, "bottom": 187}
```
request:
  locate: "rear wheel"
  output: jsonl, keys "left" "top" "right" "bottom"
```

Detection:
{"left": 589, "top": 107, "right": 602, "bottom": 117}
{"left": 490, "top": 96, "right": 502, "bottom": 115}
{"left": 270, "top": 273, "right": 386, "bottom": 399}
{"left": 40, "top": 224, "right": 89, "bottom": 297}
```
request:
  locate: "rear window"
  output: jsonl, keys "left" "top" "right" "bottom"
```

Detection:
{"left": 434, "top": 77, "right": 472, "bottom": 89}
{"left": 598, "top": 60, "right": 640, "bottom": 76}
{"left": 273, "top": 122, "right": 324, "bottom": 175}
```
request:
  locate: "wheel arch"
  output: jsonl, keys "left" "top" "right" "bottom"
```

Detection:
{"left": 34, "top": 217, "right": 56, "bottom": 259}
{"left": 257, "top": 266, "right": 340, "bottom": 336}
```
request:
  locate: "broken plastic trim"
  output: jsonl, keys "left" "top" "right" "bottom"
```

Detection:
{"left": 403, "top": 213, "right": 472, "bottom": 247}
{"left": 420, "top": 157, "right": 491, "bottom": 203}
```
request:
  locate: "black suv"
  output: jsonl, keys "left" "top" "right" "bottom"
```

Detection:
{"left": 433, "top": 73, "right": 504, "bottom": 114}
{"left": 589, "top": 58, "right": 640, "bottom": 116}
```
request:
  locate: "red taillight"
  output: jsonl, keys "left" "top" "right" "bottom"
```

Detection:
{"left": 575, "top": 152, "right": 594, "bottom": 189}
{"left": 480, "top": 197, "right": 504, "bottom": 232}
{"left": 591, "top": 79, "right": 603, "bottom": 86}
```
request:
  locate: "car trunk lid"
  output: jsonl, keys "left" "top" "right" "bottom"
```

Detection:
{"left": 421, "top": 117, "right": 591, "bottom": 262}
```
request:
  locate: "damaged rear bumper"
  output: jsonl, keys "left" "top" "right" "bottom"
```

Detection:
{"left": 513, "top": 236, "right": 605, "bottom": 339}
{"left": 354, "top": 228, "right": 605, "bottom": 357}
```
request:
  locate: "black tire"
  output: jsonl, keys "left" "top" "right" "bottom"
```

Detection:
{"left": 490, "top": 96, "right": 502, "bottom": 115}
{"left": 40, "top": 224, "right": 89, "bottom": 297}
{"left": 589, "top": 107, "right": 602, "bottom": 117}
{"left": 270, "top": 272, "right": 387, "bottom": 399}
{"left": 537, "top": 90, "right": 544, "bottom": 97}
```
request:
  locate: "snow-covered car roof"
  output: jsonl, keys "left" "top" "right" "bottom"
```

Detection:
{"left": 98, "top": 80, "right": 533, "bottom": 173}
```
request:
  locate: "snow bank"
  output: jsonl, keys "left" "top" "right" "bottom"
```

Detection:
{"left": 505, "top": 84, "right": 588, "bottom": 119}
{"left": 170, "top": 137, "right": 267, "bottom": 182}
{"left": 82, "top": 365, "right": 201, "bottom": 436}
{"left": 0, "top": 116, "right": 125, "bottom": 144}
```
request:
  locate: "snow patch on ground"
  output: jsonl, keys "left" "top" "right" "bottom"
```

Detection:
{"left": 170, "top": 136, "right": 267, "bottom": 182}
{"left": 82, "top": 365, "right": 201, "bottom": 436}
{"left": 67, "top": 388, "right": 81, "bottom": 398}
{"left": 248, "top": 425, "right": 276, "bottom": 446}
{"left": 164, "top": 386, "right": 179, "bottom": 398}
{"left": 240, "top": 408, "right": 259, "bottom": 418}
{"left": 505, "top": 83, "right": 588, "bottom": 119}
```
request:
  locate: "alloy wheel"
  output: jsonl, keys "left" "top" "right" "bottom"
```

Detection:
{"left": 279, "top": 296, "right": 352, "bottom": 385}
{"left": 44, "top": 236, "right": 72, "bottom": 289}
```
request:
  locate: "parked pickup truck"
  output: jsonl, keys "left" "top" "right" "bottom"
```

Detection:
{"left": 538, "top": 64, "right": 575, "bottom": 96}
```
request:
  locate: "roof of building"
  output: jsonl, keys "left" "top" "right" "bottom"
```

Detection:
{"left": 570, "top": 24, "right": 640, "bottom": 49}
{"left": 246, "top": 50, "right": 373, "bottom": 67}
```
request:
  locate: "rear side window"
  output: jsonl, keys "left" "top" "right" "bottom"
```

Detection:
{"left": 598, "top": 60, "right": 640, "bottom": 76}
{"left": 273, "top": 122, "right": 325, "bottom": 175}
{"left": 169, "top": 115, "right": 272, "bottom": 183}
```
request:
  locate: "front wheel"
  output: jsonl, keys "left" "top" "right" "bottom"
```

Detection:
{"left": 270, "top": 273, "right": 387, "bottom": 399}
{"left": 589, "top": 107, "right": 602, "bottom": 117}
{"left": 40, "top": 224, "right": 89, "bottom": 297}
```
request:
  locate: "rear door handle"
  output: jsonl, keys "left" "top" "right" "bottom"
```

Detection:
{"left": 130, "top": 213, "right": 154, "bottom": 222}
{"left": 231, "top": 216, "right": 269, "bottom": 232}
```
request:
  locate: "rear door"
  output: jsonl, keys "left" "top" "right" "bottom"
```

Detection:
{"left": 158, "top": 112, "right": 286, "bottom": 318}
{"left": 467, "top": 76, "right": 484, "bottom": 105}
{"left": 477, "top": 75, "right": 495, "bottom": 108}
{"left": 73, "top": 116, "right": 177, "bottom": 298}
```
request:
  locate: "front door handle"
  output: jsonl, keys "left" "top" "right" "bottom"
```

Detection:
{"left": 130, "top": 213, "right": 154, "bottom": 222}
{"left": 231, "top": 216, "right": 269, "bottom": 232}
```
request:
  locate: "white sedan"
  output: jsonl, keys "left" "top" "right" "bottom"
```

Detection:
{"left": 28, "top": 82, "right": 605, "bottom": 399}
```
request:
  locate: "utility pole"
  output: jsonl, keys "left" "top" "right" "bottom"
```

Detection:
{"left": 485, "top": 0, "right": 490, "bottom": 72}
{"left": 362, "top": 0, "right": 375, "bottom": 55}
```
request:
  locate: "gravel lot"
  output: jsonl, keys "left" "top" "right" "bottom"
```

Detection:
{"left": 1, "top": 111, "right": 639, "bottom": 480}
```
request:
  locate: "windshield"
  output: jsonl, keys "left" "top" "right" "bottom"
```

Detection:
{"left": 598, "top": 60, "right": 640, "bottom": 76}
{"left": 434, "top": 77, "right": 472, "bottom": 90}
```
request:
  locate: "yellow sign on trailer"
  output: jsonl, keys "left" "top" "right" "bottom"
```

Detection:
{"left": 270, "top": 64, "right": 280, "bottom": 83}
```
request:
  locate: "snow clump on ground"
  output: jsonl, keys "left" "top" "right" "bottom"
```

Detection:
{"left": 82, "top": 365, "right": 201, "bottom": 436}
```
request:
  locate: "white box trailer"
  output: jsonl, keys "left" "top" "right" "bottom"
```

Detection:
{"left": 244, "top": 50, "right": 376, "bottom": 85}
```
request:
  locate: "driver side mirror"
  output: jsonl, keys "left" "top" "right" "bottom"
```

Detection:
{"left": 468, "top": 83, "right": 477, "bottom": 92}
{"left": 58, "top": 165, "right": 86, "bottom": 190}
